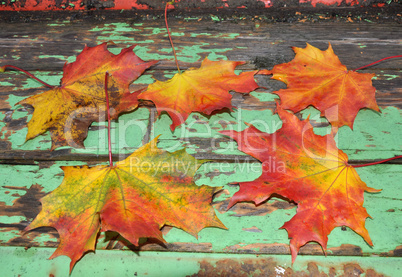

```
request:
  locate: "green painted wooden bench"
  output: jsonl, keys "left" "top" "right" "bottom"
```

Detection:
{"left": 0, "top": 4, "right": 401, "bottom": 277}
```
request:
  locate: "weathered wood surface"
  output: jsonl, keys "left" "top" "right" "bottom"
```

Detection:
{"left": 0, "top": 20, "right": 401, "bottom": 162}
{"left": 0, "top": 14, "right": 401, "bottom": 276}
{"left": 2, "top": 247, "right": 402, "bottom": 277}
{"left": 0, "top": 0, "right": 399, "bottom": 11}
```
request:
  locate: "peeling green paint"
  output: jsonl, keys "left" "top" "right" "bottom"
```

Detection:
{"left": 7, "top": 94, "right": 26, "bottom": 107}
{"left": 207, "top": 51, "right": 228, "bottom": 61}
{"left": 383, "top": 73, "right": 399, "bottom": 80}
{"left": 8, "top": 130, "right": 51, "bottom": 150}
{"left": 4, "top": 84, "right": 401, "bottom": 160}
{"left": 95, "top": 36, "right": 132, "bottom": 43}
{"left": 159, "top": 43, "right": 232, "bottom": 63}
{"left": 90, "top": 23, "right": 141, "bottom": 33}
{"left": 0, "top": 162, "right": 81, "bottom": 206}
{"left": 8, "top": 109, "right": 28, "bottom": 121}
{"left": 250, "top": 91, "right": 279, "bottom": 102}
{"left": 143, "top": 27, "right": 165, "bottom": 35}
{"left": 211, "top": 15, "right": 221, "bottom": 22}
{"left": 0, "top": 81, "right": 14, "bottom": 86}
{"left": 190, "top": 32, "right": 211, "bottom": 37}
{"left": 74, "top": 108, "right": 150, "bottom": 156}
{"left": 0, "top": 113, "right": 5, "bottom": 130}
{"left": 1, "top": 162, "right": 399, "bottom": 256}
{"left": 184, "top": 16, "right": 200, "bottom": 21}
{"left": 171, "top": 32, "right": 185, "bottom": 36}
{"left": 198, "top": 162, "right": 294, "bottom": 250}
{"left": 88, "top": 23, "right": 240, "bottom": 62}
{"left": 89, "top": 23, "right": 145, "bottom": 43}
{"left": 89, "top": 26, "right": 107, "bottom": 32}
{"left": 134, "top": 42, "right": 232, "bottom": 63}
{"left": 152, "top": 107, "right": 279, "bottom": 155}
{"left": 3, "top": 103, "right": 149, "bottom": 154}
{"left": 1, "top": 248, "right": 401, "bottom": 277}
{"left": 0, "top": 230, "right": 20, "bottom": 243}
{"left": 10, "top": 55, "right": 21, "bottom": 60}
{"left": 299, "top": 106, "right": 331, "bottom": 136}
{"left": 30, "top": 233, "right": 57, "bottom": 245}
{"left": 0, "top": 215, "right": 26, "bottom": 224}
{"left": 0, "top": 54, "right": 21, "bottom": 61}
{"left": 133, "top": 74, "right": 155, "bottom": 85}
{"left": 148, "top": 102, "right": 402, "bottom": 160}
{"left": 190, "top": 32, "right": 240, "bottom": 39}
{"left": 195, "top": 163, "right": 400, "bottom": 254}
{"left": 47, "top": 23, "right": 66, "bottom": 27}
{"left": 337, "top": 107, "right": 402, "bottom": 159}
{"left": 0, "top": 143, "right": 402, "bottom": 253}
{"left": 221, "top": 33, "right": 240, "bottom": 39}
{"left": 17, "top": 71, "right": 61, "bottom": 89}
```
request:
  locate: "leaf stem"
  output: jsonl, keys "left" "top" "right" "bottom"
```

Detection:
{"left": 104, "top": 72, "right": 113, "bottom": 167}
{"left": 165, "top": 2, "right": 181, "bottom": 74}
{"left": 352, "top": 155, "right": 402, "bottom": 168}
{"left": 0, "top": 65, "right": 54, "bottom": 89}
{"left": 352, "top": 55, "right": 402, "bottom": 71}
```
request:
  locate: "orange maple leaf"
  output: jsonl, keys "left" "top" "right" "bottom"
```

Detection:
{"left": 269, "top": 43, "right": 380, "bottom": 129}
{"left": 25, "top": 137, "right": 226, "bottom": 272}
{"left": 18, "top": 42, "right": 157, "bottom": 150}
{"left": 220, "top": 105, "right": 380, "bottom": 262}
{"left": 138, "top": 58, "right": 259, "bottom": 130}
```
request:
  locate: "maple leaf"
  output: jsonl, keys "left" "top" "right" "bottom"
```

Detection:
{"left": 18, "top": 42, "right": 157, "bottom": 150}
{"left": 269, "top": 43, "right": 380, "bottom": 129}
{"left": 25, "top": 137, "right": 226, "bottom": 272}
{"left": 138, "top": 58, "right": 259, "bottom": 130}
{"left": 220, "top": 105, "right": 380, "bottom": 262}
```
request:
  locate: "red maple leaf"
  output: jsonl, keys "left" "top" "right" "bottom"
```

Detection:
{"left": 18, "top": 42, "right": 157, "bottom": 150}
{"left": 220, "top": 105, "right": 380, "bottom": 261}
{"left": 269, "top": 43, "right": 380, "bottom": 129}
{"left": 25, "top": 137, "right": 226, "bottom": 272}
{"left": 138, "top": 58, "right": 260, "bottom": 130}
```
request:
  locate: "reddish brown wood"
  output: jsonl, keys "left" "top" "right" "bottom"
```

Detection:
{"left": 0, "top": 0, "right": 398, "bottom": 11}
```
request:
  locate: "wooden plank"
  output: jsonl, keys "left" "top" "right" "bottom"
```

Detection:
{"left": 1, "top": 7, "right": 401, "bottom": 27}
{"left": 1, "top": 81, "right": 401, "bottom": 162}
{"left": 0, "top": 162, "right": 401, "bottom": 258}
{"left": 0, "top": 20, "right": 401, "bottom": 162}
{"left": 0, "top": 0, "right": 398, "bottom": 11}
{"left": 0, "top": 21, "right": 401, "bottom": 71}
{"left": 1, "top": 247, "right": 401, "bottom": 277}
